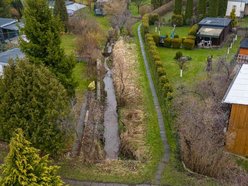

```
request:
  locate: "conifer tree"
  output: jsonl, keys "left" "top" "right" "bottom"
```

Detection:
{"left": 54, "top": 0, "right": 68, "bottom": 31}
{"left": 20, "top": 0, "right": 76, "bottom": 97}
{"left": 218, "top": 0, "right": 227, "bottom": 17}
{"left": 185, "top": 0, "right": 193, "bottom": 24}
{"left": 208, "top": 0, "right": 219, "bottom": 17}
{"left": 197, "top": 0, "right": 206, "bottom": 19}
{"left": 174, "top": 0, "right": 182, "bottom": 14}
{"left": 0, "top": 59, "right": 70, "bottom": 155}
{"left": 0, "top": 129, "right": 64, "bottom": 186}
{"left": 230, "top": 8, "right": 237, "bottom": 27}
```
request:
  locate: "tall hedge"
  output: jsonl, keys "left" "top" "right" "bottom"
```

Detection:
{"left": 197, "top": 0, "right": 206, "bottom": 19}
{"left": 174, "top": 0, "right": 182, "bottom": 14}
{"left": 142, "top": 14, "right": 150, "bottom": 34}
{"left": 185, "top": 0, "right": 193, "bottom": 24}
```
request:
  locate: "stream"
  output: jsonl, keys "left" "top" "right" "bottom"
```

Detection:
{"left": 103, "top": 58, "right": 120, "bottom": 160}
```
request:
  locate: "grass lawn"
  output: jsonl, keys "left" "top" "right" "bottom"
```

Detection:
{"left": 61, "top": 34, "right": 77, "bottom": 56}
{"left": 149, "top": 25, "right": 191, "bottom": 37}
{"left": 157, "top": 37, "right": 240, "bottom": 88}
{"left": 238, "top": 16, "right": 248, "bottom": 28}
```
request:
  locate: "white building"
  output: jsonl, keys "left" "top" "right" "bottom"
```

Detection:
{"left": 226, "top": 0, "right": 248, "bottom": 18}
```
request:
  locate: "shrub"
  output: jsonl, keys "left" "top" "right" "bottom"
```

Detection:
{"left": 155, "top": 60, "right": 163, "bottom": 68}
{"left": 153, "top": 54, "right": 161, "bottom": 61}
{"left": 183, "top": 38, "right": 195, "bottom": 49}
{"left": 164, "top": 38, "right": 171, "bottom": 48}
{"left": 188, "top": 24, "right": 199, "bottom": 36}
{"left": 187, "top": 35, "right": 196, "bottom": 40}
{"left": 171, "top": 38, "right": 182, "bottom": 49}
{"left": 149, "top": 13, "right": 159, "bottom": 25}
{"left": 174, "top": 34, "right": 179, "bottom": 38}
{"left": 157, "top": 67, "right": 166, "bottom": 77}
{"left": 171, "top": 14, "right": 183, "bottom": 26}
{"left": 142, "top": 14, "right": 150, "bottom": 34}
{"left": 152, "top": 34, "right": 160, "bottom": 46}
{"left": 174, "top": 51, "right": 183, "bottom": 60}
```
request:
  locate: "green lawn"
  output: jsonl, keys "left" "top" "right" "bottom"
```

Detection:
{"left": 238, "top": 16, "right": 248, "bottom": 28}
{"left": 150, "top": 25, "right": 191, "bottom": 38}
{"left": 157, "top": 37, "right": 240, "bottom": 88}
{"left": 72, "top": 63, "right": 88, "bottom": 94}
{"left": 61, "top": 34, "right": 76, "bottom": 56}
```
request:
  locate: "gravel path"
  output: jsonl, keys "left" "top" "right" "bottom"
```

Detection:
{"left": 137, "top": 24, "right": 170, "bottom": 184}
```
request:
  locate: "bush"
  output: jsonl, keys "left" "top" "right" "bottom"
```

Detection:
{"left": 183, "top": 38, "right": 195, "bottom": 49}
{"left": 164, "top": 38, "right": 171, "bottom": 48}
{"left": 149, "top": 13, "right": 159, "bottom": 25}
{"left": 174, "top": 34, "right": 179, "bottom": 38}
{"left": 153, "top": 54, "right": 161, "bottom": 61}
{"left": 142, "top": 14, "right": 150, "bottom": 34}
{"left": 187, "top": 35, "right": 196, "bottom": 40}
{"left": 171, "top": 38, "right": 182, "bottom": 49}
{"left": 171, "top": 14, "right": 183, "bottom": 26}
{"left": 157, "top": 67, "right": 166, "bottom": 77}
{"left": 188, "top": 24, "right": 199, "bottom": 36}
{"left": 174, "top": 51, "right": 183, "bottom": 60}
{"left": 155, "top": 60, "right": 163, "bottom": 68}
{"left": 159, "top": 75, "right": 169, "bottom": 85}
{"left": 152, "top": 34, "right": 160, "bottom": 46}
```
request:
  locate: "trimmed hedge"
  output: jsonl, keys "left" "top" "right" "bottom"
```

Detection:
{"left": 164, "top": 38, "right": 171, "bottom": 48}
{"left": 186, "top": 35, "right": 196, "bottom": 40}
{"left": 171, "top": 14, "right": 183, "bottom": 26}
{"left": 142, "top": 14, "right": 150, "bottom": 34}
{"left": 171, "top": 38, "right": 182, "bottom": 49}
{"left": 152, "top": 34, "right": 160, "bottom": 46}
{"left": 182, "top": 38, "right": 195, "bottom": 50}
{"left": 188, "top": 24, "right": 199, "bottom": 36}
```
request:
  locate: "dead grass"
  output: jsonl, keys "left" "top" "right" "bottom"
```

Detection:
{"left": 112, "top": 38, "right": 149, "bottom": 161}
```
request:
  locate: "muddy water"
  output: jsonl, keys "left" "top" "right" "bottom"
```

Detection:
{"left": 103, "top": 59, "right": 120, "bottom": 159}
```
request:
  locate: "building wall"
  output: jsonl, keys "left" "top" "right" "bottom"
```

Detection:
{"left": 226, "top": 104, "right": 248, "bottom": 156}
{"left": 226, "top": 1, "right": 245, "bottom": 17}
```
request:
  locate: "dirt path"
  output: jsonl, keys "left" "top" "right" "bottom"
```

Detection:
{"left": 137, "top": 24, "right": 170, "bottom": 184}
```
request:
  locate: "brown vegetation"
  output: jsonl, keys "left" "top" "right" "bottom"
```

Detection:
{"left": 112, "top": 39, "right": 149, "bottom": 161}
{"left": 174, "top": 60, "right": 248, "bottom": 185}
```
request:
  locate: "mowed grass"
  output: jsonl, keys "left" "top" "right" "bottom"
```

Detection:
{"left": 61, "top": 34, "right": 77, "bottom": 56}
{"left": 158, "top": 38, "right": 240, "bottom": 88}
{"left": 150, "top": 25, "right": 191, "bottom": 37}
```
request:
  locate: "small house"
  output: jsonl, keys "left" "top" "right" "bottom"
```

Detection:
{"left": 223, "top": 64, "right": 248, "bottom": 156}
{"left": 197, "top": 17, "right": 232, "bottom": 46}
{"left": 0, "top": 18, "right": 23, "bottom": 42}
{"left": 0, "top": 48, "right": 25, "bottom": 75}
{"left": 226, "top": 0, "right": 248, "bottom": 18}
{"left": 237, "top": 38, "right": 248, "bottom": 64}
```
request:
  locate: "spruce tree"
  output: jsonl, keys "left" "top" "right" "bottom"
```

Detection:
{"left": 54, "top": 0, "right": 68, "bottom": 31}
{"left": 185, "top": 0, "right": 193, "bottom": 24}
{"left": 20, "top": 0, "right": 76, "bottom": 97}
{"left": 197, "top": 0, "right": 206, "bottom": 19}
{"left": 208, "top": 0, "right": 219, "bottom": 17}
{"left": 174, "top": 0, "right": 182, "bottom": 14}
{"left": 0, "top": 59, "right": 70, "bottom": 155}
{"left": 218, "top": 0, "right": 227, "bottom": 17}
{"left": 0, "top": 129, "right": 64, "bottom": 186}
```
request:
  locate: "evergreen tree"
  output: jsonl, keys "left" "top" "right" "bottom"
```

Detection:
{"left": 174, "top": 0, "right": 182, "bottom": 14}
{"left": 0, "top": 59, "right": 70, "bottom": 155}
{"left": 0, "top": 0, "right": 11, "bottom": 17}
{"left": 185, "top": 0, "right": 193, "bottom": 24}
{"left": 20, "top": 0, "right": 76, "bottom": 97}
{"left": 0, "top": 129, "right": 64, "bottom": 186}
{"left": 218, "top": 0, "right": 227, "bottom": 17}
{"left": 54, "top": 0, "right": 68, "bottom": 31}
{"left": 230, "top": 8, "right": 237, "bottom": 27}
{"left": 197, "top": 0, "right": 206, "bottom": 19}
{"left": 208, "top": 0, "right": 219, "bottom": 17}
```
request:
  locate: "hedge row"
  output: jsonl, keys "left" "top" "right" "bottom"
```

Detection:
{"left": 145, "top": 33, "right": 173, "bottom": 101}
{"left": 188, "top": 24, "right": 199, "bottom": 36}
{"left": 142, "top": 14, "right": 150, "bottom": 34}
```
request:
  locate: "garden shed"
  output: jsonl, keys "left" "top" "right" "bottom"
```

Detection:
{"left": 223, "top": 64, "right": 248, "bottom": 156}
{"left": 237, "top": 38, "right": 248, "bottom": 64}
{"left": 197, "top": 17, "right": 232, "bottom": 46}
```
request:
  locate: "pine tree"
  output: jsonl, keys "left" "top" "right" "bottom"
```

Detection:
{"left": 20, "top": 0, "right": 76, "bottom": 97}
{"left": 185, "top": 0, "right": 193, "bottom": 24}
{"left": 230, "top": 8, "right": 237, "bottom": 27}
{"left": 174, "top": 0, "right": 182, "bottom": 14}
{"left": 208, "top": 0, "right": 219, "bottom": 17}
{"left": 197, "top": 0, "right": 206, "bottom": 19}
{"left": 0, "top": 59, "right": 70, "bottom": 155}
{"left": 54, "top": 0, "right": 68, "bottom": 31}
{"left": 0, "top": 129, "right": 64, "bottom": 186}
{"left": 218, "top": 0, "right": 227, "bottom": 17}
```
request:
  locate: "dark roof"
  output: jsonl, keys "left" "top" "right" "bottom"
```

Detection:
{"left": 0, "top": 48, "right": 25, "bottom": 64}
{"left": 240, "top": 38, "right": 248, "bottom": 49}
{"left": 0, "top": 18, "right": 17, "bottom": 28}
{"left": 199, "top": 17, "right": 231, "bottom": 27}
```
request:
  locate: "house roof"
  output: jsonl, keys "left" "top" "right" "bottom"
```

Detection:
{"left": 240, "top": 38, "right": 248, "bottom": 49}
{"left": 0, "top": 18, "right": 17, "bottom": 28}
{"left": 0, "top": 48, "right": 25, "bottom": 64}
{"left": 223, "top": 64, "right": 248, "bottom": 105}
{"left": 199, "top": 17, "right": 232, "bottom": 27}
{"left": 66, "top": 3, "right": 86, "bottom": 12}
{"left": 197, "top": 26, "right": 224, "bottom": 38}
